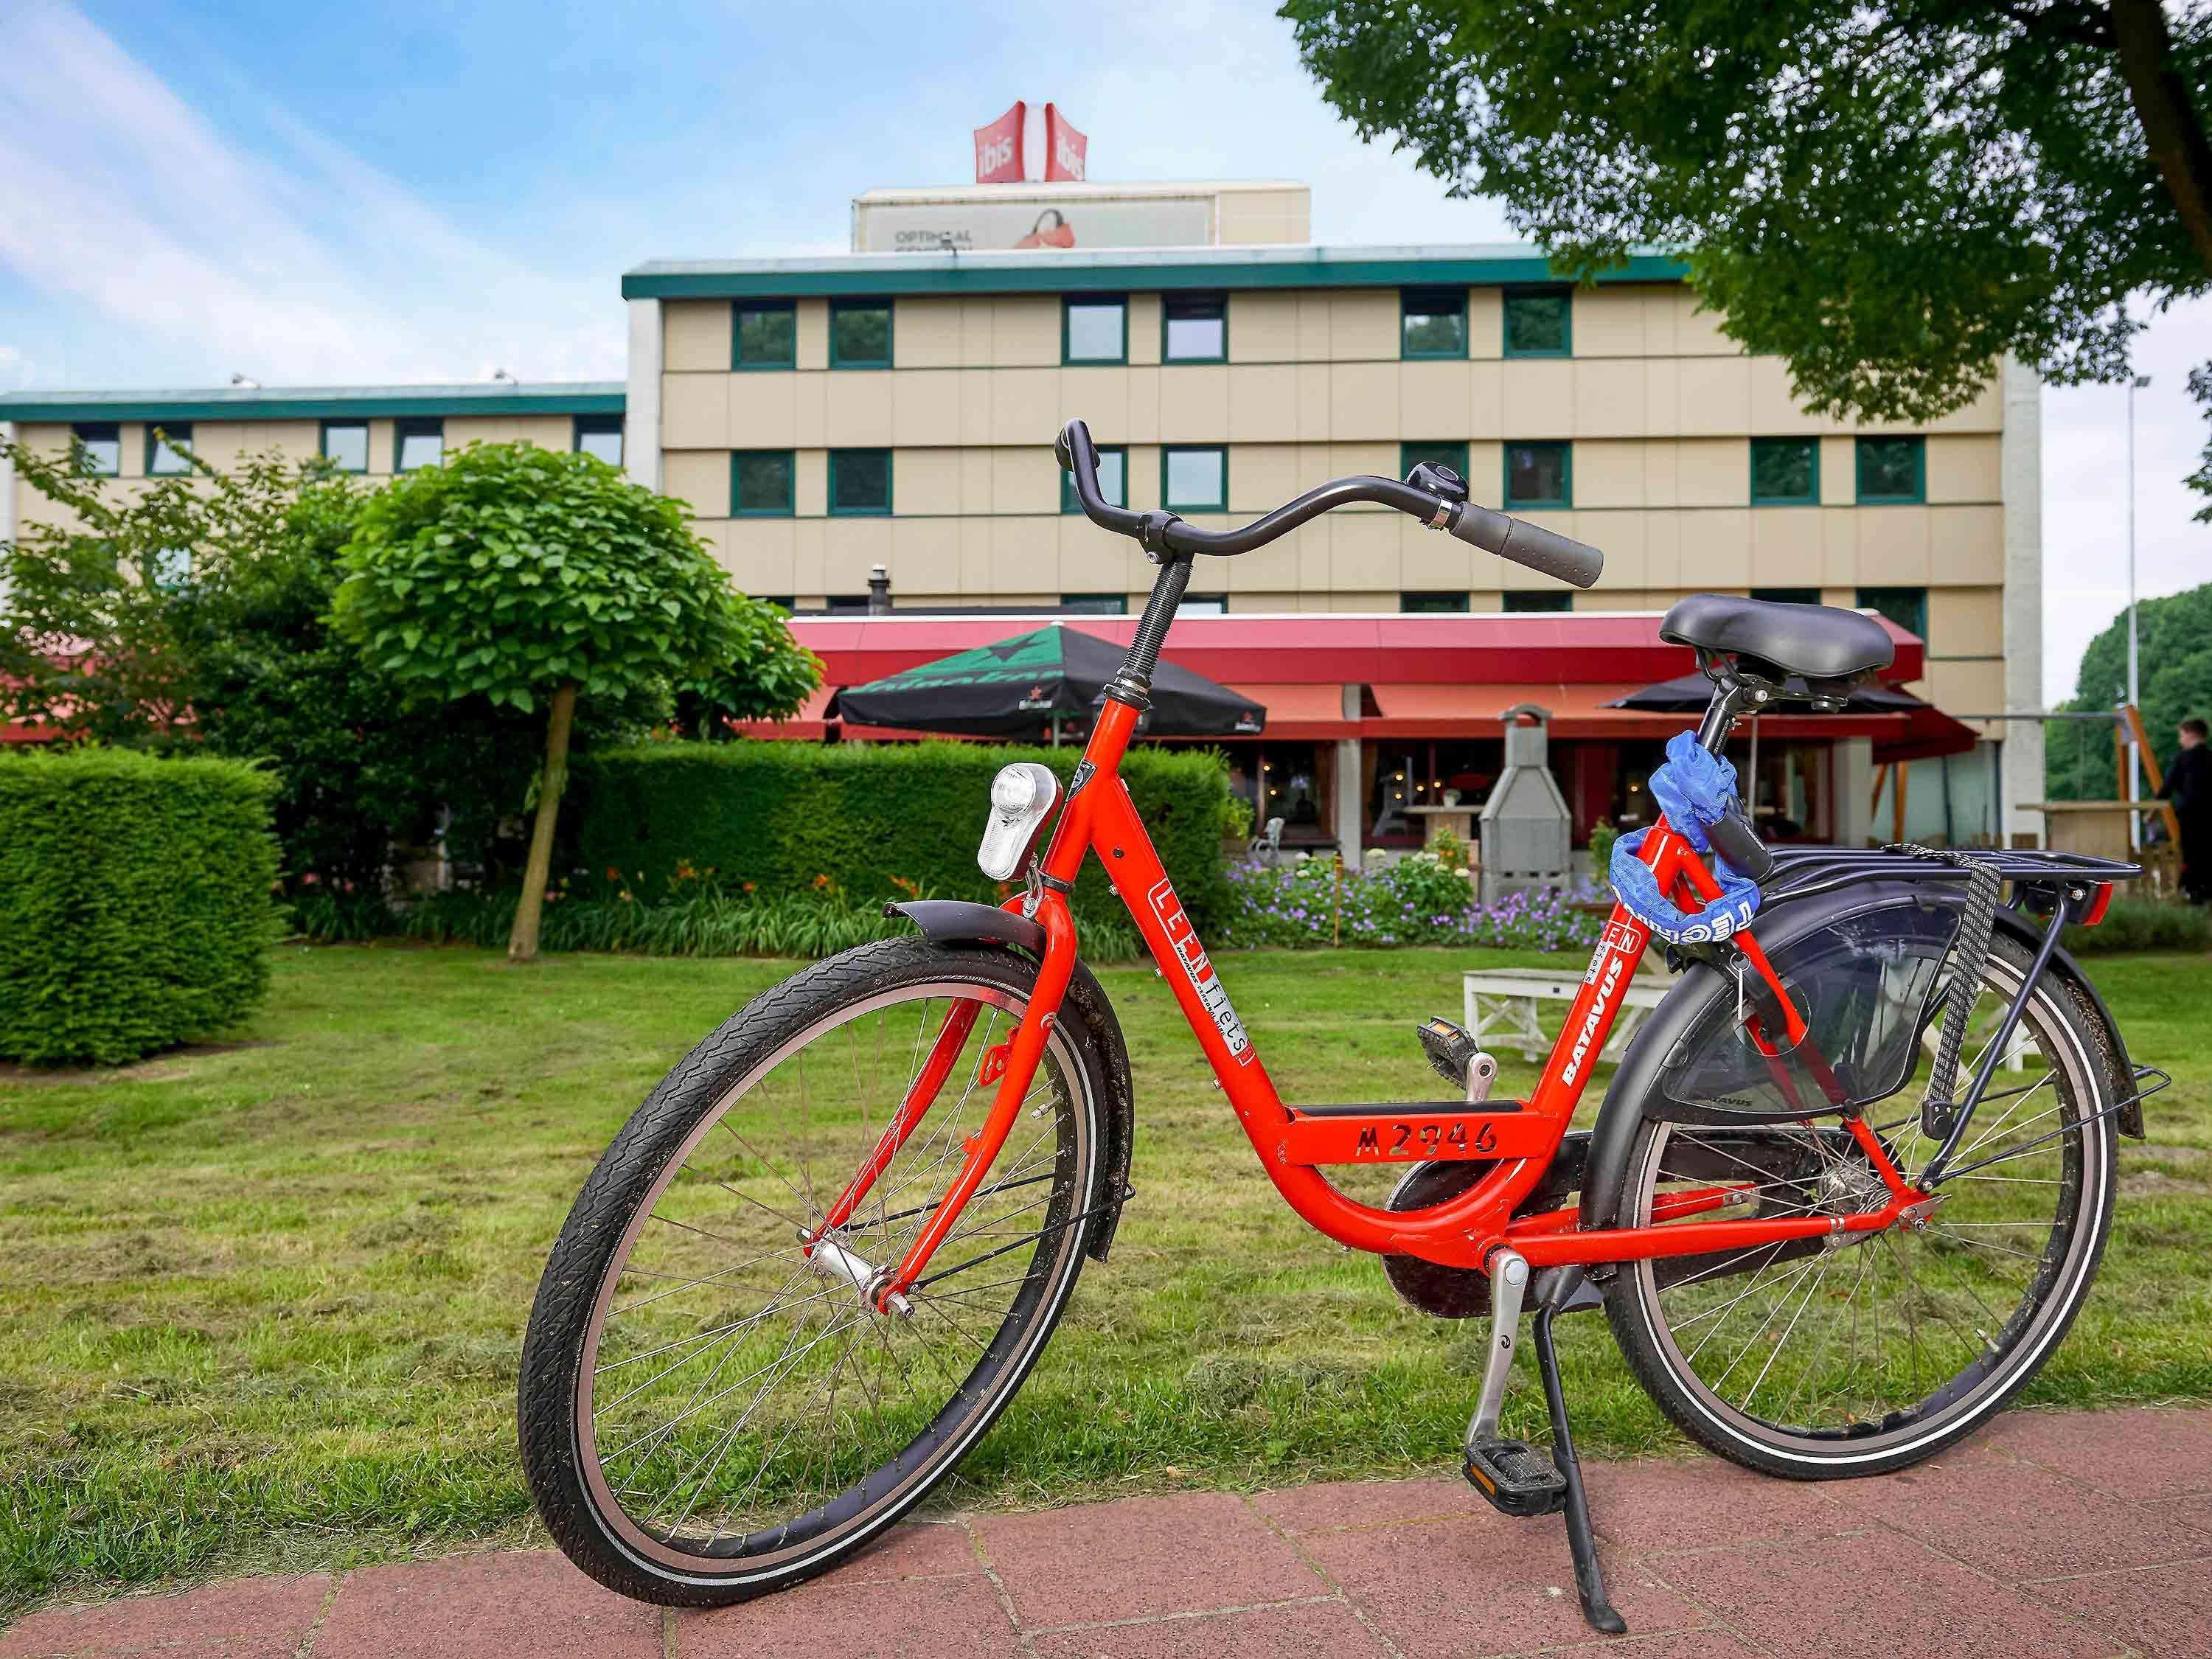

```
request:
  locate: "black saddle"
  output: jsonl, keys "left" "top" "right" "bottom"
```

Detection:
{"left": 1660, "top": 594, "right": 1895, "bottom": 686}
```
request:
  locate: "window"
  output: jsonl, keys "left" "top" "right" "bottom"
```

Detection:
{"left": 1402, "top": 591, "right": 1470, "bottom": 613}
{"left": 1161, "top": 445, "right": 1227, "bottom": 512}
{"left": 1503, "top": 441, "right": 1572, "bottom": 509}
{"left": 734, "top": 302, "right": 797, "bottom": 369}
{"left": 1856, "top": 436, "right": 1924, "bottom": 504}
{"left": 1503, "top": 591, "right": 1572, "bottom": 613}
{"left": 731, "top": 450, "right": 796, "bottom": 516}
{"left": 757, "top": 596, "right": 796, "bottom": 613}
{"left": 574, "top": 415, "right": 624, "bottom": 466}
{"left": 1751, "top": 587, "right": 1821, "bottom": 606}
{"left": 1162, "top": 293, "right": 1227, "bottom": 362}
{"left": 1402, "top": 288, "right": 1468, "bottom": 358}
{"left": 71, "top": 422, "right": 120, "bottom": 476}
{"left": 146, "top": 424, "right": 194, "bottom": 476}
{"left": 823, "top": 594, "right": 874, "bottom": 615}
{"left": 829, "top": 448, "right": 893, "bottom": 515}
{"left": 1503, "top": 288, "right": 1571, "bottom": 357}
{"left": 394, "top": 417, "right": 444, "bottom": 472}
{"left": 1857, "top": 585, "right": 1927, "bottom": 640}
{"left": 1750, "top": 438, "right": 1820, "bottom": 505}
{"left": 1062, "top": 296, "right": 1127, "bottom": 364}
{"left": 321, "top": 420, "right": 369, "bottom": 473}
{"left": 1060, "top": 593, "right": 1128, "bottom": 614}
{"left": 1062, "top": 445, "right": 1127, "bottom": 512}
{"left": 829, "top": 300, "right": 893, "bottom": 369}
{"left": 150, "top": 547, "right": 192, "bottom": 588}
{"left": 1178, "top": 593, "right": 1228, "bottom": 616}
{"left": 1400, "top": 441, "right": 1470, "bottom": 485}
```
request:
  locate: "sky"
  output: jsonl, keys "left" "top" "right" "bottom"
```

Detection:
{"left": 0, "top": 0, "right": 2204, "bottom": 704}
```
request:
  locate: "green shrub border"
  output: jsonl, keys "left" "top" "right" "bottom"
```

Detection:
{"left": 573, "top": 740, "right": 1232, "bottom": 927}
{"left": 0, "top": 749, "right": 282, "bottom": 1065}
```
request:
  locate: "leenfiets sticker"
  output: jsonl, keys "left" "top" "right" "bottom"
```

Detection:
{"left": 1147, "top": 877, "right": 1253, "bottom": 1062}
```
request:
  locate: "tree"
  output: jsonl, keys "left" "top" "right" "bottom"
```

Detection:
{"left": 0, "top": 435, "right": 556, "bottom": 900}
{"left": 332, "top": 442, "right": 819, "bottom": 961}
{"left": 2047, "top": 581, "right": 2212, "bottom": 799}
{"left": 1281, "top": 1, "right": 2212, "bottom": 423}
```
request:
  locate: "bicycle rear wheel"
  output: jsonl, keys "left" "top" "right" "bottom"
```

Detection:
{"left": 518, "top": 937, "right": 1107, "bottom": 1604}
{"left": 1607, "top": 931, "right": 2119, "bottom": 1478}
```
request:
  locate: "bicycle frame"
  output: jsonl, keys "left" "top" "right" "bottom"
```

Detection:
{"left": 843, "top": 694, "right": 1930, "bottom": 1308}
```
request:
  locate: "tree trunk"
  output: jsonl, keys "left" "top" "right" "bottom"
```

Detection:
{"left": 2110, "top": 0, "right": 2212, "bottom": 274}
{"left": 509, "top": 682, "right": 577, "bottom": 964}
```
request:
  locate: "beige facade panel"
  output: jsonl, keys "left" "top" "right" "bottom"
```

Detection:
{"left": 447, "top": 414, "right": 571, "bottom": 449}
{"left": 1926, "top": 434, "right": 2002, "bottom": 503}
{"left": 664, "top": 300, "right": 731, "bottom": 372}
{"left": 663, "top": 372, "right": 731, "bottom": 448}
{"left": 796, "top": 299, "right": 829, "bottom": 371}
{"left": 1927, "top": 584, "right": 2003, "bottom": 656}
{"left": 661, "top": 449, "right": 728, "bottom": 519}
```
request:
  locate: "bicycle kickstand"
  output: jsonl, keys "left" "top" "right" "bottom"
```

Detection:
{"left": 1530, "top": 1266, "right": 1626, "bottom": 1636}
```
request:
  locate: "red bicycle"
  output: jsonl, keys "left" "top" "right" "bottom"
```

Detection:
{"left": 519, "top": 420, "right": 2158, "bottom": 1635}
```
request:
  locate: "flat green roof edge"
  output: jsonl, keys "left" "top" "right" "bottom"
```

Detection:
{"left": 622, "top": 252, "right": 1691, "bottom": 301}
{"left": 0, "top": 391, "right": 627, "bottom": 424}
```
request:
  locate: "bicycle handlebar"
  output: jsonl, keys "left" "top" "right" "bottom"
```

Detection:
{"left": 1054, "top": 417, "right": 1604, "bottom": 589}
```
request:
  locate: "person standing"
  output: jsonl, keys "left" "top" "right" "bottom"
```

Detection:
{"left": 2159, "top": 717, "right": 2211, "bottom": 903}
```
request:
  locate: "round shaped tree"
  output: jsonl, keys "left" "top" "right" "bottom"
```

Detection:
{"left": 333, "top": 442, "right": 818, "bottom": 960}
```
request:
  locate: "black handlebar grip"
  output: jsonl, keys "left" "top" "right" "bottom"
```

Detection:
{"left": 1448, "top": 504, "right": 1604, "bottom": 589}
{"left": 1706, "top": 803, "right": 1775, "bottom": 883}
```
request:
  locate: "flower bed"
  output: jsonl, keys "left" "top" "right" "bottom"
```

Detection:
{"left": 1219, "top": 852, "right": 1604, "bottom": 953}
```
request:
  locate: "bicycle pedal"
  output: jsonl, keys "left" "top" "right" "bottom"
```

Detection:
{"left": 1417, "top": 1017, "right": 1495, "bottom": 1101}
{"left": 1463, "top": 1438, "right": 1567, "bottom": 1518}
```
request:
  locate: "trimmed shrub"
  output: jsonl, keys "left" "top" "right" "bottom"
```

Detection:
{"left": 2062, "top": 897, "right": 2212, "bottom": 956}
{"left": 0, "top": 750, "right": 282, "bottom": 1065}
{"left": 574, "top": 740, "right": 1233, "bottom": 927}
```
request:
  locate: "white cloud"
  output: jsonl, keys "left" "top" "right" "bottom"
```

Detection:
{"left": 0, "top": 1, "right": 620, "bottom": 388}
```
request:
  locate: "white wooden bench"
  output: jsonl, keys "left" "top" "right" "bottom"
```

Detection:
{"left": 1461, "top": 967, "right": 1670, "bottom": 1065}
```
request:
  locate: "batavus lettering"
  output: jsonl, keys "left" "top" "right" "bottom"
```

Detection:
{"left": 1562, "top": 945, "right": 1629, "bottom": 1088}
{"left": 1147, "top": 877, "right": 1251, "bottom": 1062}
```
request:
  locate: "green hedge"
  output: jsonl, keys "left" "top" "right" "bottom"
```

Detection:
{"left": 574, "top": 740, "right": 1232, "bottom": 927}
{"left": 0, "top": 750, "right": 282, "bottom": 1065}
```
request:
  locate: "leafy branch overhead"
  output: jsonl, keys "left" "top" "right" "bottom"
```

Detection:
{"left": 1281, "top": 0, "right": 2212, "bottom": 423}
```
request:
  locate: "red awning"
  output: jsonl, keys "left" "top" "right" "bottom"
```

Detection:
{"left": 1223, "top": 683, "right": 1358, "bottom": 740}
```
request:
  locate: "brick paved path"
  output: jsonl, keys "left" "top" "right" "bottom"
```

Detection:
{"left": 7, "top": 1407, "right": 2211, "bottom": 1658}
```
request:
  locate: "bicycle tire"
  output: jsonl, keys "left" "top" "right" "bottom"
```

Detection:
{"left": 1605, "top": 931, "right": 2120, "bottom": 1479}
{"left": 518, "top": 936, "right": 1109, "bottom": 1604}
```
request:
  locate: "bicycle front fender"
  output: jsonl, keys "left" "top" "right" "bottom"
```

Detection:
{"left": 886, "top": 899, "right": 1137, "bottom": 1259}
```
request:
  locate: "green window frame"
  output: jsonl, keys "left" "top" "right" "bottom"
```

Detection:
{"left": 1503, "top": 591, "right": 1572, "bottom": 614}
{"left": 1750, "top": 438, "right": 1820, "bottom": 506}
{"left": 1855, "top": 436, "right": 1925, "bottom": 504}
{"left": 1400, "top": 441, "right": 1470, "bottom": 485}
{"left": 1059, "top": 593, "right": 1128, "bottom": 615}
{"left": 1062, "top": 444, "right": 1127, "bottom": 513}
{"left": 1161, "top": 445, "right": 1228, "bottom": 512}
{"left": 1503, "top": 440, "right": 1572, "bottom": 510}
{"left": 731, "top": 450, "right": 796, "bottom": 517}
{"left": 829, "top": 300, "right": 894, "bottom": 369}
{"left": 573, "top": 415, "right": 624, "bottom": 466}
{"left": 1857, "top": 585, "right": 1927, "bottom": 640}
{"left": 70, "top": 422, "right": 121, "bottom": 476}
{"left": 828, "top": 448, "right": 893, "bottom": 515}
{"left": 145, "top": 423, "right": 195, "bottom": 476}
{"left": 1401, "top": 287, "right": 1469, "bottom": 359}
{"left": 319, "top": 420, "right": 369, "bottom": 473}
{"left": 1062, "top": 295, "right": 1127, "bottom": 365}
{"left": 1161, "top": 292, "right": 1228, "bottom": 363}
{"left": 734, "top": 301, "right": 797, "bottom": 370}
{"left": 1401, "top": 591, "right": 1470, "bottom": 613}
{"left": 1503, "top": 287, "right": 1572, "bottom": 358}
{"left": 394, "top": 417, "right": 444, "bottom": 473}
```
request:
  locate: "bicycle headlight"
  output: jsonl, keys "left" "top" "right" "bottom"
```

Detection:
{"left": 977, "top": 762, "right": 1060, "bottom": 881}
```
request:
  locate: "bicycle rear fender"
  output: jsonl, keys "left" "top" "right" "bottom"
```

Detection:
{"left": 1577, "top": 880, "right": 2140, "bottom": 1238}
{"left": 886, "top": 900, "right": 1135, "bottom": 1259}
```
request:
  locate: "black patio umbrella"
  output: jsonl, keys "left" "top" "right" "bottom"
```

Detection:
{"left": 1604, "top": 671, "right": 1927, "bottom": 715}
{"left": 831, "top": 624, "right": 1266, "bottom": 740}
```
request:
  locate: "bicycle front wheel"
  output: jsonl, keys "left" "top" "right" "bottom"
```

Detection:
{"left": 1607, "top": 931, "right": 2120, "bottom": 1478}
{"left": 518, "top": 936, "right": 1107, "bottom": 1604}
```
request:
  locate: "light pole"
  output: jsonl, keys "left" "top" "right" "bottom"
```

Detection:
{"left": 2126, "top": 375, "right": 2150, "bottom": 847}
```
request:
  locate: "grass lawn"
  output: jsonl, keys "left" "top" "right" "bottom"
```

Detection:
{"left": 3, "top": 942, "right": 2208, "bottom": 1614}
